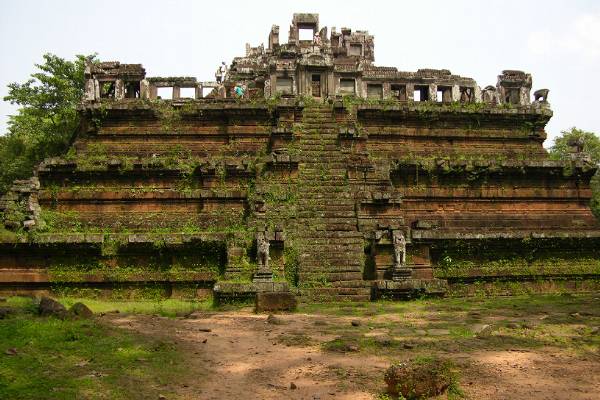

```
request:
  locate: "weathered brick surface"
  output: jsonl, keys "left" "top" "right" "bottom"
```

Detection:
{"left": 1, "top": 14, "right": 599, "bottom": 299}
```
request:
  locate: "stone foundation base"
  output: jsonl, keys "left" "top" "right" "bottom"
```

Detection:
{"left": 213, "top": 281, "right": 290, "bottom": 304}
{"left": 255, "top": 291, "right": 297, "bottom": 312}
{"left": 373, "top": 279, "right": 448, "bottom": 300}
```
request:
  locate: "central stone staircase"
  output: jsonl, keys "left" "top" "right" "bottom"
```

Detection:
{"left": 293, "top": 105, "right": 370, "bottom": 301}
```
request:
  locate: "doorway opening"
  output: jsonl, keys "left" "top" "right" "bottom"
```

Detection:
{"left": 311, "top": 74, "right": 321, "bottom": 97}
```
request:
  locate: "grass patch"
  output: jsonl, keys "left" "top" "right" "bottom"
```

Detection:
{"left": 322, "top": 336, "right": 360, "bottom": 353}
{"left": 309, "top": 294, "right": 600, "bottom": 355}
{"left": 58, "top": 297, "right": 213, "bottom": 318}
{"left": 277, "top": 332, "right": 313, "bottom": 347}
{"left": 0, "top": 297, "right": 188, "bottom": 400}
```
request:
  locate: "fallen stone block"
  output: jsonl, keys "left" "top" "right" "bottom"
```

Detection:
{"left": 38, "top": 296, "right": 68, "bottom": 319}
{"left": 0, "top": 306, "right": 16, "bottom": 319}
{"left": 70, "top": 302, "right": 94, "bottom": 318}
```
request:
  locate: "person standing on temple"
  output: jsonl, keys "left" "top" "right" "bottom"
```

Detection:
{"left": 215, "top": 62, "right": 227, "bottom": 84}
{"left": 313, "top": 32, "right": 321, "bottom": 46}
{"left": 234, "top": 83, "right": 245, "bottom": 98}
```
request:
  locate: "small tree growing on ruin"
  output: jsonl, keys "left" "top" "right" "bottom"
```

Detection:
{"left": 1, "top": 53, "right": 98, "bottom": 193}
{"left": 549, "top": 127, "right": 600, "bottom": 218}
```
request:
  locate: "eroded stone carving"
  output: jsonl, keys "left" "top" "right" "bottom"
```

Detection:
{"left": 533, "top": 88, "right": 549, "bottom": 103}
{"left": 257, "top": 231, "right": 270, "bottom": 269}
{"left": 391, "top": 230, "right": 411, "bottom": 281}
{"left": 482, "top": 85, "right": 500, "bottom": 105}
{"left": 253, "top": 231, "right": 273, "bottom": 282}
{"left": 392, "top": 230, "right": 406, "bottom": 267}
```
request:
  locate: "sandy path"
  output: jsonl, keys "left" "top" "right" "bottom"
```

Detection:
{"left": 106, "top": 311, "right": 388, "bottom": 399}
{"left": 103, "top": 310, "right": 600, "bottom": 400}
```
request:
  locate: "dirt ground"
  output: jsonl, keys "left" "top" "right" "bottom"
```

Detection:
{"left": 102, "top": 296, "right": 600, "bottom": 400}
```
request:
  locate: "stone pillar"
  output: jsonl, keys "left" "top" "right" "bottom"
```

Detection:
{"left": 406, "top": 83, "right": 415, "bottom": 101}
{"left": 140, "top": 79, "right": 150, "bottom": 99}
{"left": 85, "top": 79, "right": 96, "bottom": 101}
{"left": 269, "top": 25, "right": 280, "bottom": 50}
{"left": 382, "top": 82, "right": 391, "bottom": 99}
{"left": 428, "top": 84, "right": 437, "bottom": 102}
{"left": 195, "top": 85, "right": 202, "bottom": 99}
{"left": 114, "top": 79, "right": 125, "bottom": 100}
{"left": 94, "top": 80, "right": 100, "bottom": 100}
{"left": 149, "top": 85, "right": 157, "bottom": 100}
{"left": 519, "top": 86, "right": 530, "bottom": 105}
{"left": 451, "top": 85, "right": 461, "bottom": 102}
{"left": 264, "top": 78, "right": 271, "bottom": 98}
{"left": 172, "top": 86, "right": 181, "bottom": 100}
{"left": 474, "top": 86, "right": 483, "bottom": 103}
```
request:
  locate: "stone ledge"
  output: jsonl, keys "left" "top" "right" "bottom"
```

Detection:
{"left": 213, "top": 281, "right": 290, "bottom": 294}
{"left": 0, "top": 232, "right": 230, "bottom": 245}
{"left": 373, "top": 278, "right": 448, "bottom": 295}
{"left": 411, "top": 230, "right": 600, "bottom": 240}
{"left": 356, "top": 102, "right": 553, "bottom": 117}
{"left": 0, "top": 269, "right": 216, "bottom": 283}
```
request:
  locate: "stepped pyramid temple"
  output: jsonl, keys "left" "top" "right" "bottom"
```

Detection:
{"left": 1, "top": 13, "right": 599, "bottom": 301}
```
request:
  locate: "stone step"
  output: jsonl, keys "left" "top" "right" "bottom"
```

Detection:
{"left": 296, "top": 197, "right": 355, "bottom": 203}
{"left": 298, "top": 165, "right": 347, "bottom": 170}
{"left": 296, "top": 192, "right": 353, "bottom": 198}
{"left": 296, "top": 197, "right": 356, "bottom": 203}
{"left": 299, "top": 260, "right": 363, "bottom": 268}
{"left": 298, "top": 130, "right": 338, "bottom": 134}
{"left": 299, "top": 256, "right": 363, "bottom": 265}
{"left": 300, "top": 126, "right": 338, "bottom": 130}
{"left": 295, "top": 231, "right": 363, "bottom": 239}
{"left": 296, "top": 190, "right": 352, "bottom": 197}
{"left": 299, "top": 250, "right": 363, "bottom": 259}
{"left": 298, "top": 159, "right": 346, "bottom": 164}
{"left": 299, "top": 271, "right": 364, "bottom": 281}
{"left": 329, "top": 280, "right": 372, "bottom": 288}
{"left": 294, "top": 216, "right": 357, "bottom": 224}
{"left": 296, "top": 191, "right": 353, "bottom": 197}
{"left": 299, "top": 263, "right": 363, "bottom": 271}
{"left": 296, "top": 171, "right": 348, "bottom": 177}
{"left": 294, "top": 238, "right": 364, "bottom": 245}
{"left": 295, "top": 205, "right": 355, "bottom": 211}
{"left": 295, "top": 242, "right": 364, "bottom": 249}
{"left": 300, "top": 245, "right": 364, "bottom": 254}
{"left": 297, "top": 145, "right": 341, "bottom": 151}
{"left": 298, "top": 293, "right": 372, "bottom": 303}
{"left": 313, "top": 287, "right": 371, "bottom": 296}
{"left": 297, "top": 211, "right": 357, "bottom": 218}
{"left": 293, "top": 226, "right": 357, "bottom": 233}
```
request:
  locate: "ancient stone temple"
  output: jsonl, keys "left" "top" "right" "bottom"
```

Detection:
{"left": 1, "top": 13, "right": 599, "bottom": 301}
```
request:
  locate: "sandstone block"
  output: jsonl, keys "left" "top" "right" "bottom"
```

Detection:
{"left": 255, "top": 291, "right": 297, "bottom": 312}
{"left": 70, "top": 302, "right": 94, "bottom": 318}
{"left": 38, "top": 296, "right": 68, "bottom": 319}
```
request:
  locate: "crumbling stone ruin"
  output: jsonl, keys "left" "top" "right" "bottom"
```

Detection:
{"left": 1, "top": 13, "right": 599, "bottom": 301}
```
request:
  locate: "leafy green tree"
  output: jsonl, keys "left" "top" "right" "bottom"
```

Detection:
{"left": 0, "top": 53, "right": 96, "bottom": 193}
{"left": 549, "top": 127, "right": 600, "bottom": 218}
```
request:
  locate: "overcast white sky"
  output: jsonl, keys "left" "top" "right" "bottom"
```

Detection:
{"left": 1, "top": 0, "right": 599, "bottom": 146}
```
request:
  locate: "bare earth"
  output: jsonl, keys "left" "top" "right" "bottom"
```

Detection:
{"left": 103, "top": 305, "right": 600, "bottom": 400}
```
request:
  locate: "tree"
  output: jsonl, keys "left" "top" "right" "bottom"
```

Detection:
{"left": 0, "top": 53, "right": 97, "bottom": 193}
{"left": 548, "top": 127, "right": 600, "bottom": 218}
